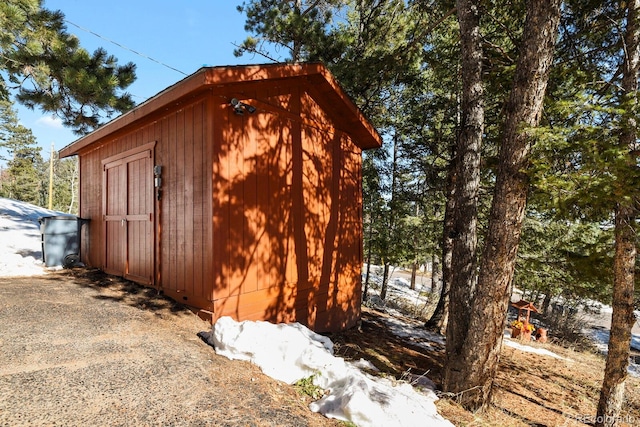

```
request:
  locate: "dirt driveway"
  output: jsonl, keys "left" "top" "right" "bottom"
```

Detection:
{"left": 0, "top": 270, "right": 337, "bottom": 426}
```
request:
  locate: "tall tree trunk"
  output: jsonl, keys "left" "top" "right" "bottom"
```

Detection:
{"left": 431, "top": 253, "right": 442, "bottom": 293}
{"left": 427, "top": 256, "right": 449, "bottom": 335}
{"left": 410, "top": 260, "right": 418, "bottom": 290}
{"left": 363, "top": 215, "right": 374, "bottom": 302}
{"left": 444, "top": 0, "right": 484, "bottom": 394}
{"left": 597, "top": 206, "right": 637, "bottom": 427}
{"left": 596, "top": 2, "right": 640, "bottom": 425}
{"left": 380, "top": 133, "right": 399, "bottom": 302}
{"left": 444, "top": 0, "right": 561, "bottom": 411}
{"left": 67, "top": 158, "right": 78, "bottom": 214}
{"left": 426, "top": 157, "right": 455, "bottom": 333}
{"left": 380, "top": 262, "right": 390, "bottom": 300}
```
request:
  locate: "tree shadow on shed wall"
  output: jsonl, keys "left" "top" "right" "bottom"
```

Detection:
{"left": 212, "top": 89, "right": 362, "bottom": 332}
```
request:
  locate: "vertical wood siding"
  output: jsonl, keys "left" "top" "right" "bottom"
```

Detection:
{"left": 211, "top": 84, "right": 364, "bottom": 331}
{"left": 156, "top": 98, "right": 212, "bottom": 307}
{"left": 78, "top": 96, "right": 213, "bottom": 308}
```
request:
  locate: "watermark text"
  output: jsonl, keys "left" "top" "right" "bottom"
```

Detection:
{"left": 565, "top": 413, "right": 636, "bottom": 425}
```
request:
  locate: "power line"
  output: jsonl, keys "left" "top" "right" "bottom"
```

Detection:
{"left": 2, "top": 50, "right": 148, "bottom": 101}
{"left": 64, "top": 19, "right": 189, "bottom": 77}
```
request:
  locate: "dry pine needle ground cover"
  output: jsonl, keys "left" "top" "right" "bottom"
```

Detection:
{"left": 329, "top": 308, "right": 640, "bottom": 427}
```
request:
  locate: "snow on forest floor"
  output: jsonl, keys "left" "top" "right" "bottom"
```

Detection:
{"left": 502, "top": 335, "right": 567, "bottom": 359}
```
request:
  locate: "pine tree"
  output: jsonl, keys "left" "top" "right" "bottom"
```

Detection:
{"left": 516, "top": 216, "right": 613, "bottom": 310}
{"left": 51, "top": 156, "right": 79, "bottom": 214}
{"left": 444, "top": 0, "right": 484, "bottom": 398}
{"left": 443, "top": 0, "right": 562, "bottom": 410}
{"left": 0, "top": 99, "right": 34, "bottom": 162}
{"left": 1, "top": 145, "right": 45, "bottom": 205}
{"left": 597, "top": 1, "right": 640, "bottom": 424}
{"left": 235, "top": 0, "right": 342, "bottom": 62}
{"left": 522, "top": 2, "right": 640, "bottom": 420}
{"left": 1, "top": 0, "right": 136, "bottom": 135}
{"left": 0, "top": 98, "right": 45, "bottom": 204}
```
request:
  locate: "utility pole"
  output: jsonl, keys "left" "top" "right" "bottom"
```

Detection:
{"left": 48, "top": 143, "right": 54, "bottom": 210}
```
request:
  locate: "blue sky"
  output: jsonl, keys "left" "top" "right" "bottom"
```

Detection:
{"left": 16, "top": 1, "right": 267, "bottom": 157}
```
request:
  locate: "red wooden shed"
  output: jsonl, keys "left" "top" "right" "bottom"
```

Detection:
{"left": 59, "top": 63, "right": 381, "bottom": 332}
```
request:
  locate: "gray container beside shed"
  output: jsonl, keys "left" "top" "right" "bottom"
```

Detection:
{"left": 39, "top": 216, "right": 87, "bottom": 267}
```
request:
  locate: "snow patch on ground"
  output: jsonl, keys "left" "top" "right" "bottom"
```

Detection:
{"left": 382, "top": 316, "right": 445, "bottom": 344}
{"left": 378, "top": 315, "right": 445, "bottom": 355}
{"left": 0, "top": 198, "right": 66, "bottom": 277}
{"left": 204, "top": 316, "right": 453, "bottom": 427}
{"left": 362, "top": 267, "right": 433, "bottom": 319}
{"left": 503, "top": 337, "right": 567, "bottom": 360}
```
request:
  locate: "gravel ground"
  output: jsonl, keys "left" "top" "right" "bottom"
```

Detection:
{"left": 0, "top": 271, "right": 337, "bottom": 426}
